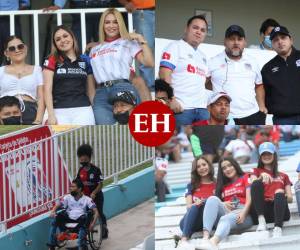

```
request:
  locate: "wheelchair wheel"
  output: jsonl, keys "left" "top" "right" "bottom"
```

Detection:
{"left": 88, "top": 219, "right": 103, "bottom": 250}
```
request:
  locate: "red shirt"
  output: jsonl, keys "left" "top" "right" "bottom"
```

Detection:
{"left": 185, "top": 182, "right": 215, "bottom": 202}
{"left": 252, "top": 168, "right": 292, "bottom": 201}
{"left": 221, "top": 174, "right": 250, "bottom": 205}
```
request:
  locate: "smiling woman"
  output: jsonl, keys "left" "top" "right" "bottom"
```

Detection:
{"left": 43, "top": 25, "right": 96, "bottom": 125}
{"left": 0, "top": 36, "right": 45, "bottom": 125}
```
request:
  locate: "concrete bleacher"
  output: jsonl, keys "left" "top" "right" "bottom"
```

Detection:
{"left": 155, "top": 139, "right": 300, "bottom": 250}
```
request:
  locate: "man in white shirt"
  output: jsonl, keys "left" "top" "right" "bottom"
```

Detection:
{"left": 47, "top": 179, "right": 99, "bottom": 250}
{"left": 224, "top": 127, "right": 255, "bottom": 164}
{"left": 159, "top": 15, "right": 210, "bottom": 126}
{"left": 208, "top": 25, "right": 267, "bottom": 125}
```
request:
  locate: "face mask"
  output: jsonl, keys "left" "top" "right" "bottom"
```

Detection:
{"left": 70, "top": 191, "right": 78, "bottom": 197}
{"left": 2, "top": 116, "right": 22, "bottom": 125}
{"left": 114, "top": 111, "right": 129, "bottom": 125}
{"left": 80, "top": 161, "right": 89, "bottom": 167}
{"left": 263, "top": 35, "right": 272, "bottom": 49}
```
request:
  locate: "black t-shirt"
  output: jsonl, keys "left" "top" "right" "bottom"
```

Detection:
{"left": 76, "top": 164, "right": 104, "bottom": 196}
{"left": 69, "top": 0, "right": 121, "bottom": 8}
{"left": 261, "top": 48, "right": 300, "bottom": 116}
{"left": 43, "top": 54, "right": 92, "bottom": 109}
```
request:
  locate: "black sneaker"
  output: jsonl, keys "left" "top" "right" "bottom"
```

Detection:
{"left": 46, "top": 243, "right": 55, "bottom": 250}
{"left": 102, "top": 225, "right": 109, "bottom": 239}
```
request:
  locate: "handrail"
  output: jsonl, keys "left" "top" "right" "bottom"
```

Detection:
{"left": 0, "top": 8, "right": 133, "bottom": 65}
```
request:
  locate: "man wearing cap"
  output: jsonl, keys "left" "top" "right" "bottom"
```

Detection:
{"left": 109, "top": 90, "right": 137, "bottom": 124}
{"left": 261, "top": 26, "right": 300, "bottom": 124}
{"left": 159, "top": 15, "right": 210, "bottom": 126}
{"left": 155, "top": 157, "right": 170, "bottom": 202}
{"left": 208, "top": 25, "right": 267, "bottom": 125}
{"left": 192, "top": 92, "right": 231, "bottom": 125}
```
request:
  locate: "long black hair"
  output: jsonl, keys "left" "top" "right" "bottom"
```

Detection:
{"left": 258, "top": 152, "right": 278, "bottom": 177}
{"left": 191, "top": 156, "right": 215, "bottom": 193}
{"left": 215, "top": 157, "right": 244, "bottom": 199}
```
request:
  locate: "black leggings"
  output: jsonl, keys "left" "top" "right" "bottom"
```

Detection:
{"left": 251, "top": 180, "right": 290, "bottom": 227}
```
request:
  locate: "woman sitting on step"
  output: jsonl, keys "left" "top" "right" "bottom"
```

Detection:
{"left": 198, "top": 157, "right": 253, "bottom": 250}
{"left": 250, "top": 142, "right": 292, "bottom": 237}
{"left": 177, "top": 156, "right": 216, "bottom": 249}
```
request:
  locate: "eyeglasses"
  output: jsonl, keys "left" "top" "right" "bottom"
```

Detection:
{"left": 7, "top": 44, "right": 25, "bottom": 52}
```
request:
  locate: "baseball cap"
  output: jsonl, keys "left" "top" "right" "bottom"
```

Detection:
{"left": 155, "top": 157, "right": 168, "bottom": 172}
{"left": 259, "top": 142, "right": 276, "bottom": 155}
{"left": 208, "top": 92, "right": 232, "bottom": 106}
{"left": 270, "top": 26, "right": 291, "bottom": 40}
{"left": 108, "top": 90, "right": 137, "bottom": 106}
{"left": 225, "top": 25, "right": 245, "bottom": 38}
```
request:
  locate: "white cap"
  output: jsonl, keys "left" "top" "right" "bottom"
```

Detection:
{"left": 208, "top": 92, "right": 232, "bottom": 106}
{"left": 155, "top": 157, "right": 168, "bottom": 172}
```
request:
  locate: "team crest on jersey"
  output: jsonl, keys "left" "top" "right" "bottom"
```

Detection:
{"left": 78, "top": 62, "right": 86, "bottom": 69}
{"left": 90, "top": 173, "right": 94, "bottom": 179}
{"left": 57, "top": 68, "right": 66, "bottom": 74}
{"left": 43, "top": 60, "right": 49, "bottom": 66}
{"left": 271, "top": 67, "right": 279, "bottom": 73}
{"left": 188, "top": 54, "right": 193, "bottom": 59}
{"left": 162, "top": 52, "right": 171, "bottom": 60}
{"left": 296, "top": 59, "right": 300, "bottom": 67}
{"left": 244, "top": 63, "right": 252, "bottom": 70}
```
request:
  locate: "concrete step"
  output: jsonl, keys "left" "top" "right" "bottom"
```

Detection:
{"left": 155, "top": 218, "right": 300, "bottom": 240}
{"left": 155, "top": 234, "right": 300, "bottom": 250}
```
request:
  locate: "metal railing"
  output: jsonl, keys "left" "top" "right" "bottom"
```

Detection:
{"left": 0, "top": 125, "right": 154, "bottom": 233}
{"left": 0, "top": 8, "right": 133, "bottom": 65}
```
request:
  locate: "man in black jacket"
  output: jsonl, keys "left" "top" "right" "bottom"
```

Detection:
{"left": 261, "top": 26, "right": 300, "bottom": 124}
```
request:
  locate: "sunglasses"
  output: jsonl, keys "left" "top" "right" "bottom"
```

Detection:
{"left": 7, "top": 44, "right": 25, "bottom": 52}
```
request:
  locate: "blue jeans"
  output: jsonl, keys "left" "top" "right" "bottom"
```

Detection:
{"left": 133, "top": 10, "right": 155, "bottom": 90}
{"left": 295, "top": 180, "right": 300, "bottom": 215}
{"left": 92, "top": 82, "right": 140, "bottom": 124}
{"left": 48, "top": 211, "right": 88, "bottom": 247}
{"left": 175, "top": 108, "right": 209, "bottom": 127}
{"left": 179, "top": 204, "right": 205, "bottom": 238}
{"left": 273, "top": 114, "right": 300, "bottom": 125}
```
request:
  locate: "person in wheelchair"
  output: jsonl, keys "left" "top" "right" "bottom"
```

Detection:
{"left": 76, "top": 144, "right": 109, "bottom": 239}
{"left": 47, "top": 179, "right": 99, "bottom": 250}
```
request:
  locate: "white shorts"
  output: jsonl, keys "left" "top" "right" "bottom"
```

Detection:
{"left": 54, "top": 106, "right": 95, "bottom": 125}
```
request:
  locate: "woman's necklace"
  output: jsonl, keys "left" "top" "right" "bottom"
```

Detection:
{"left": 11, "top": 64, "right": 27, "bottom": 79}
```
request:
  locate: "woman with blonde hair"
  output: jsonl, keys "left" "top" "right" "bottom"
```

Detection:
{"left": 43, "top": 25, "right": 95, "bottom": 125}
{"left": 0, "top": 35, "right": 44, "bottom": 124}
{"left": 89, "top": 8, "right": 154, "bottom": 124}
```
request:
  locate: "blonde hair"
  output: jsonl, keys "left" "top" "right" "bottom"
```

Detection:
{"left": 99, "top": 8, "right": 130, "bottom": 43}
{"left": 50, "top": 25, "right": 80, "bottom": 63}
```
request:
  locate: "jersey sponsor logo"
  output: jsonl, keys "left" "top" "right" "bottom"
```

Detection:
{"left": 57, "top": 68, "right": 67, "bottom": 74}
{"left": 187, "top": 64, "right": 206, "bottom": 77}
{"left": 271, "top": 66, "right": 279, "bottom": 73}
{"left": 162, "top": 52, "right": 171, "bottom": 60}
{"left": 296, "top": 59, "right": 300, "bottom": 67}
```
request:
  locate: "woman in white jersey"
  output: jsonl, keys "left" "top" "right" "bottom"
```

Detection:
{"left": 89, "top": 8, "right": 154, "bottom": 124}
{"left": 0, "top": 36, "right": 45, "bottom": 124}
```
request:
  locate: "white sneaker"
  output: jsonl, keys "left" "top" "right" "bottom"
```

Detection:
{"left": 272, "top": 227, "right": 282, "bottom": 238}
{"left": 177, "top": 240, "right": 195, "bottom": 250}
{"left": 256, "top": 222, "right": 267, "bottom": 231}
{"left": 195, "top": 239, "right": 218, "bottom": 250}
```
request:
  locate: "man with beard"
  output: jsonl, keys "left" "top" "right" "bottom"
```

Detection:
{"left": 207, "top": 25, "right": 267, "bottom": 125}
{"left": 159, "top": 15, "right": 210, "bottom": 126}
{"left": 192, "top": 92, "right": 231, "bottom": 125}
{"left": 261, "top": 26, "right": 300, "bottom": 124}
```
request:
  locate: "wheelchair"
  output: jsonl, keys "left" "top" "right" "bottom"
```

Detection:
{"left": 54, "top": 209, "right": 103, "bottom": 250}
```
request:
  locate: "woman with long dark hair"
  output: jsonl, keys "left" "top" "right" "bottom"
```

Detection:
{"left": 0, "top": 35, "right": 44, "bottom": 124}
{"left": 199, "top": 157, "right": 253, "bottom": 250}
{"left": 178, "top": 156, "right": 215, "bottom": 249}
{"left": 250, "top": 142, "right": 292, "bottom": 237}
{"left": 43, "top": 25, "right": 95, "bottom": 125}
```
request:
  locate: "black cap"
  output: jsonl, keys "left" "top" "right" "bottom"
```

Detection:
{"left": 109, "top": 90, "right": 137, "bottom": 106}
{"left": 225, "top": 25, "right": 245, "bottom": 38}
{"left": 270, "top": 26, "right": 291, "bottom": 40}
